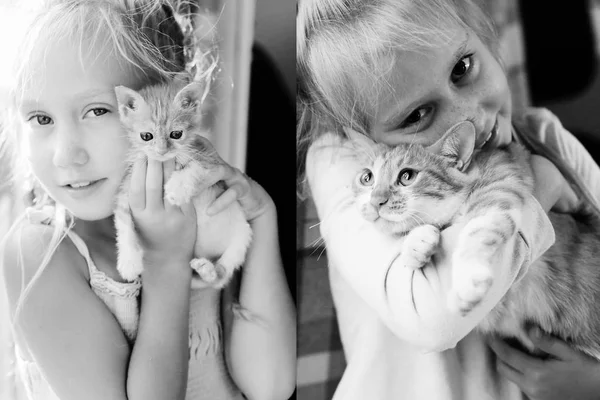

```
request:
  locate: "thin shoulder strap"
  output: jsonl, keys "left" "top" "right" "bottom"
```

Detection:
{"left": 65, "top": 230, "right": 98, "bottom": 275}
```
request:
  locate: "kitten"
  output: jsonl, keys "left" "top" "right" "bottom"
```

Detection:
{"left": 350, "top": 121, "right": 600, "bottom": 359}
{"left": 113, "top": 78, "right": 252, "bottom": 289}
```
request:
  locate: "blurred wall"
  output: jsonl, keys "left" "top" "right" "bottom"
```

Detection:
{"left": 254, "top": 0, "right": 295, "bottom": 97}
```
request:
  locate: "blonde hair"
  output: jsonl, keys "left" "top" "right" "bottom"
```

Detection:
{"left": 0, "top": 0, "right": 218, "bottom": 321}
{"left": 296, "top": 0, "right": 499, "bottom": 197}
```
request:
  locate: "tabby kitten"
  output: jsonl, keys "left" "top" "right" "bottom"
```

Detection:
{"left": 113, "top": 78, "right": 252, "bottom": 289}
{"left": 350, "top": 121, "right": 600, "bottom": 359}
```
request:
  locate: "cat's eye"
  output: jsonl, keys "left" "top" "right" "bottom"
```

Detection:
{"left": 396, "top": 169, "right": 417, "bottom": 186}
{"left": 359, "top": 169, "right": 374, "bottom": 186}
{"left": 140, "top": 132, "right": 153, "bottom": 141}
{"left": 451, "top": 54, "right": 473, "bottom": 83}
{"left": 170, "top": 130, "right": 183, "bottom": 139}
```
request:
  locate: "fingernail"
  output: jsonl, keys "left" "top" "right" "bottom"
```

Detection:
{"left": 529, "top": 327, "right": 542, "bottom": 340}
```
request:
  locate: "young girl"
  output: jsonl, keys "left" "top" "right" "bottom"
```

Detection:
{"left": 298, "top": 0, "right": 600, "bottom": 399}
{"left": 0, "top": 1, "right": 296, "bottom": 400}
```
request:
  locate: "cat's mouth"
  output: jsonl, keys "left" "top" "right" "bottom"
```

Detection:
{"left": 149, "top": 154, "right": 175, "bottom": 162}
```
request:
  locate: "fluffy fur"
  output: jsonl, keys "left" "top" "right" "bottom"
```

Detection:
{"left": 114, "top": 78, "right": 252, "bottom": 289}
{"left": 350, "top": 121, "right": 600, "bottom": 360}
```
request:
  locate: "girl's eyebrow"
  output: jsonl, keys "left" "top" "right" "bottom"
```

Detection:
{"left": 20, "top": 89, "right": 114, "bottom": 109}
{"left": 74, "top": 88, "right": 115, "bottom": 101}
{"left": 449, "top": 35, "right": 470, "bottom": 71}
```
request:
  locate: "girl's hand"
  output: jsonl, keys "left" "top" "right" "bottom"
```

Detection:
{"left": 206, "top": 163, "right": 275, "bottom": 222}
{"left": 530, "top": 155, "right": 579, "bottom": 213}
{"left": 129, "top": 158, "right": 197, "bottom": 269}
{"left": 489, "top": 328, "right": 600, "bottom": 400}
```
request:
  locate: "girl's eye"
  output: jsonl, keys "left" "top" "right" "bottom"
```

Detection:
{"left": 399, "top": 107, "right": 430, "bottom": 129}
{"left": 29, "top": 115, "right": 53, "bottom": 126}
{"left": 140, "top": 132, "right": 153, "bottom": 141}
{"left": 86, "top": 108, "right": 109, "bottom": 118}
{"left": 396, "top": 169, "right": 417, "bottom": 186}
{"left": 170, "top": 130, "right": 183, "bottom": 139}
{"left": 451, "top": 54, "right": 473, "bottom": 83}
{"left": 359, "top": 169, "right": 374, "bottom": 186}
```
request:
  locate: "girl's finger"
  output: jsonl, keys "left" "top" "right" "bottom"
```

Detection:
{"left": 180, "top": 201, "right": 196, "bottom": 219}
{"left": 129, "top": 158, "right": 147, "bottom": 210}
{"left": 488, "top": 338, "right": 539, "bottom": 373}
{"left": 496, "top": 359, "right": 528, "bottom": 392}
{"left": 213, "top": 163, "right": 238, "bottom": 184}
{"left": 528, "top": 327, "right": 578, "bottom": 361}
{"left": 207, "top": 187, "right": 239, "bottom": 216}
{"left": 145, "top": 159, "right": 164, "bottom": 210}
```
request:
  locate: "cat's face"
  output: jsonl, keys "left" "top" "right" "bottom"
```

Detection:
{"left": 350, "top": 122, "right": 476, "bottom": 235}
{"left": 115, "top": 81, "right": 210, "bottom": 163}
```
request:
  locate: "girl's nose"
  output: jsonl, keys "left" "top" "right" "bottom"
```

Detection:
{"left": 52, "top": 124, "right": 90, "bottom": 168}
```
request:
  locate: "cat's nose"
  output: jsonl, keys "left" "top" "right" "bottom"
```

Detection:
{"left": 156, "top": 147, "right": 168, "bottom": 155}
{"left": 370, "top": 195, "right": 388, "bottom": 209}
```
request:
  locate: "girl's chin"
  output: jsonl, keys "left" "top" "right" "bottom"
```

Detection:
{"left": 60, "top": 200, "right": 115, "bottom": 222}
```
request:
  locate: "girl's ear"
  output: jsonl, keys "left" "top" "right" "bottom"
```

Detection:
{"left": 428, "top": 121, "right": 476, "bottom": 171}
{"left": 173, "top": 81, "right": 206, "bottom": 113}
{"left": 114, "top": 86, "right": 147, "bottom": 118}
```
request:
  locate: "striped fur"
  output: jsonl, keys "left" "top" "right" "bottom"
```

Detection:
{"left": 352, "top": 124, "right": 600, "bottom": 360}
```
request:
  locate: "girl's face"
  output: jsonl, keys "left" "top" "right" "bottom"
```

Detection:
{"left": 369, "top": 27, "right": 512, "bottom": 149}
{"left": 18, "top": 37, "right": 141, "bottom": 221}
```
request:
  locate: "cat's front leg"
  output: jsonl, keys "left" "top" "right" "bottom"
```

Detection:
{"left": 164, "top": 168, "right": 199, "bottom": 206}
{"left": 398, "top": 224, "right": 440, "bottom": 270}
{"left": 114, "top": 207, "right": 144, "bottom": 281}
{"left": 449, "top": 212, "right": 518, "bottom": 316}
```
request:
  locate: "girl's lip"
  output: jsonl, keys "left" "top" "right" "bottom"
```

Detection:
{"left": 478, "top": 119, "right": 498, "bottom": 150}
{"left": 63, "top": 178, "right": 106, "bottom": 198}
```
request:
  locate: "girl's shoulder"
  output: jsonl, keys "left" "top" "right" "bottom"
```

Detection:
{"left": 1, "top": 215, "right": 89, "bottom": 318}
{"left": 512, "top": 107, "right": 566, "bottom": 142}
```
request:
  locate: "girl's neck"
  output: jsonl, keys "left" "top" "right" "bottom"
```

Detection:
{"left": 72, "top": 216, "right": 116, "bottom": 244}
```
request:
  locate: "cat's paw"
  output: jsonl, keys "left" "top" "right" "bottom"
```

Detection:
{"left": 117, "top": 248, "right": 144, "bottom": 281}
{"left": 190, "top": 258, "right": 226, "bottom": 287}
{"left": 399, "top": 224, "right": 440, "bottom": 270}
{"left": 164, "top": 172, "right": 194, "bottom": 206}
{"left": 448, "top": 259, "right": 493, "bottom": 316}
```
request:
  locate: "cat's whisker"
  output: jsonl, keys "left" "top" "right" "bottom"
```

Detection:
{"left": 309, "top": 221, "right": 322, "bottom": 230}
{"left": 316, "top": 245, "right": 327, "bottom": 261}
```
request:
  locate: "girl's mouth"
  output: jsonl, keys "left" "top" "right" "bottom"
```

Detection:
{"left": 479, "top": 119, "right": 498, "bottom": 150}
{"left": 63, "top": 179, "right": 106, "bottom": 198}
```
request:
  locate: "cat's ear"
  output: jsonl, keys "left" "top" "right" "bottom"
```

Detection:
{"left": 344, "top": 127, "right": 376, "bottom": 149}
{"left": 174, "top": 81, "right": 207, "bottom": 113}
{"left": 429, "top": 121, "right": 476, "bottom": 171}
{"left": 114, "top": 86, "right": 147, "bottom": 118}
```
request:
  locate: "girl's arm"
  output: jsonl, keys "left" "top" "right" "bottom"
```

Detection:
{"left": 125, "top": 159, "right": 196, "bottom": 400}
{"left": 516, "top": 107, "right": 600, "bottom": 206}
{"left": 2, "top": 160, "right": 197, "bottom": 400}
{"left": 307, "top": 133, "right": 554, "bottom": 352}
{"left": 3, "top": 224, "right": 133, "bottom": 400}
{"left": 209, "top": 165, "right": 296, "bottom": 400}
{"left": 488, "top": 108, "right": 600, "bottom": 399}
{"left": 227, "top": 205, "right": 297, "bottom": 400}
